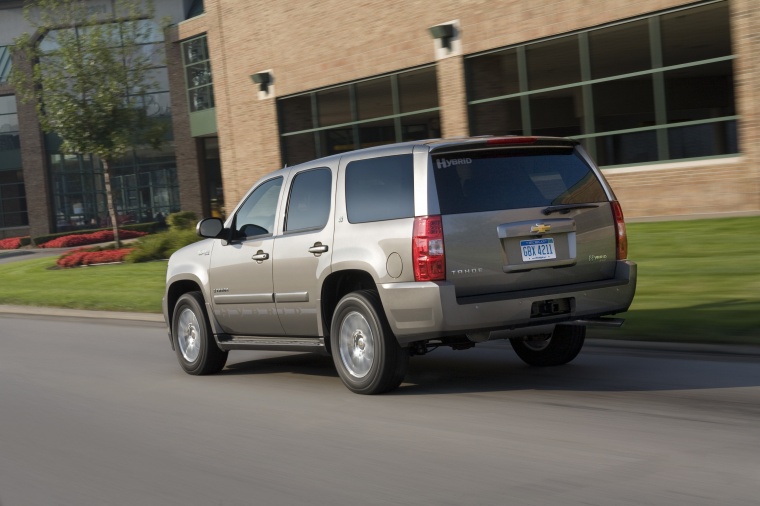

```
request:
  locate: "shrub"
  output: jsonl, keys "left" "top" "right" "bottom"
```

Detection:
{"left": 126, "top": 228, "right": 199, "bottom": 263}
{"left": 57, "top": 246, "right": 135, "bottom": 268}
{"left": 0, "top": 236, "right": 29, "bottom": 250}
{"left": 38, "top": 229, "right": 148, "bottom": 248}
{"left": 166, "top": 211, "right": 197, "bottom": 231}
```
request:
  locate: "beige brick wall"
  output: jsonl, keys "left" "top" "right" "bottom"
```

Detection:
{"left": 180, "top": 0, "right": 759, "bottom": 218}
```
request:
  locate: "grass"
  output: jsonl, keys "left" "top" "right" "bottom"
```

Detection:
{"left": 0, "top": 257, "right": 167, "bottom": 313}
{"left": 589, "top": 216, "right": 760, "bottom": 344}
{"left": 0, "top": 217, "right": 758, "bottom": 343}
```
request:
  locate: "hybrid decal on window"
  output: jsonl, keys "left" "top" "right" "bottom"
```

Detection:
{"left": 435, "top": 157, "right": 472, "bottom": 169}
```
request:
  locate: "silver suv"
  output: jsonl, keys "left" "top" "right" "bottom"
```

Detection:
{"left": 163, "top": 136, "right": 636, "bottom": 394}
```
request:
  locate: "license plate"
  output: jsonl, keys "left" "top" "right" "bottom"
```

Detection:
{"left": 520, "top": 238, "right": 556, "bottom": 262}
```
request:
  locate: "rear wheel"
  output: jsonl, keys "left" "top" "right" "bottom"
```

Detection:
{"left": 172, "top": 291, "right": 228, "bottom": 375}
{"left": 510, "top": 325, "right": 585, "bottom": 366}
{"left": 330, "top": 290, "right": 409, "bottom": 394}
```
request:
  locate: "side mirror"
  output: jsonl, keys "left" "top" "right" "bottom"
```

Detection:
{"left": 197, "top": 218, "right": 224, "bottom": 238}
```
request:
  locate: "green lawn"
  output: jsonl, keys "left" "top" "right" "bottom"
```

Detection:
{"left": 0, "top": 217, "right": 758, "bottom": 343}
{"left": 589, "top": 217, "right": 760, "bottom": 344}
{"left": 0, "top": 257, "right": 167, "bottom": 313}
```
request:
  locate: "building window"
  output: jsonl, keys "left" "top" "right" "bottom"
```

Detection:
{"left": 182, "top": 35, "right": 214, "bottom": 112}
{"left": 48, "top": 144, "right": 180, "bottom": 232}
{"left": 278, "top": 66, "right": 441, "bottom": 166}
{"left": 0, "top": 46, "right": 12, "bottom": 84}
{"left": 466, "top": 0, "right": 737, "bottom": 167}
{"left": 0, "top": 95, "right": 27, "bottom": 229}
{"left": 39, "top": 21, "right": 176, "bottom": 232}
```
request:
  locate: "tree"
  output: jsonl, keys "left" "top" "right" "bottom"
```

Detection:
{"left": 10, "top": 0, "right": 168, "bottom": 247}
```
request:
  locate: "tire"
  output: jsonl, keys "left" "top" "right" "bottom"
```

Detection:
{"left": 172, "top": 291, "right": 228, "bottom": 375}
{"left": 330, "top": 290, "right": 409, "bottom": 394}
{"left": 510, "top": 325, "right": 586, "bottom": 367}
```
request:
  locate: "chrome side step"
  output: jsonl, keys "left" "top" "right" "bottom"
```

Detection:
{"left": 215, "top": 334, "right": 327, "bottom": 353}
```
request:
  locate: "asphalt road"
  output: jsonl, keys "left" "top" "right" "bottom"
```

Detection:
{"left": 0, "top": 314, "right": 758, "bottom": 506}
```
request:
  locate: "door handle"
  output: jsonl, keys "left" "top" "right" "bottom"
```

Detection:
{"left": 251, "top": 251, "right": 269, "bottom": 261}
{"left": 308, "top": 244, "right": 329, "bottom": 254}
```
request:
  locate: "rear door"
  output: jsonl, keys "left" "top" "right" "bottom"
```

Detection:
{"left": 431, "top": 142, "right": 617, "bottom": 298}
{"left": 272, "top": 166, "right": 335, "bottom": 336}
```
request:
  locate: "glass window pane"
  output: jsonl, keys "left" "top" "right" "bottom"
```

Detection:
{"left": 432, "top": 149, "right": 606, "bottom": 215}
{"left": 526, "top": 37, "right": 580, "bottom": 89}
{"left": 358, "top": 119, "right": 395, "bottom": 148}
{"left": 401, "top": 111, "right": 441, "bottom": 141}
{"left": 356, "top": 77, "right": 393, "bottom": 121}
{"left": 282, "top": 132, "right": 317, "bottom": 166}
{"left": 595, "top": 131, "right": 658, "bottom": 166}
{"left": 285, "top": 168, "right": 332, "bottom": 232}
{"left": 234, "top": 177, "right": 283, "bottom": 237}
{"left": 469, "top": 99, "right": 522, "bottom": 137}
{"left": 530, "top": 87, "right": 583, "bottom": 137}
{"left": 280, "top": 95, "right": 314, "bottom": 133}
{"left": 317, "top": 86, "right": 351, "bottom": 127}
{"left": 668, "top": 121, "right": 738, "bottom": 160}
{"left": 467, "top": 49, "right": 520, "bottom": 101}
{"left": 0, "top": 96, "right": 17, "bottom": 115}
{"left": 661, "top": 2, "right": 732, "bottom": 66}
{"left": 345, "top": 155, "right": 414, "bottom": 223}
{"left": 320, "top": 127, "right": 354, "bottom": 156}
{"left": 594, "top": 75, "right": 655, "bottom": 132}
{"left": 399, "top": 67, "right": 438, "bottom": 113}
{"left": 589, "top": 20, "right": 650, "bottom": 79}
{"left": 189, "top": 87, "right": 214, "bottom": 111}
{"left": 665, "top": 61, "right": 735, "bottom": 123}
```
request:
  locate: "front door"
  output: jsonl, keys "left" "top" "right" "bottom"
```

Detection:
{"left": 209, "top": 177, "right": 285, "bottom": 336}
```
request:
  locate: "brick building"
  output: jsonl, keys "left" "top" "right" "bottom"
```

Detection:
{"left": 1, "top": 0, "right": 758, "bottom": 240}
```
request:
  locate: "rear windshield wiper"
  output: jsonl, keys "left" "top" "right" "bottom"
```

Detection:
{"left": 542, "top": 203, "right": 600, "bottom": 215}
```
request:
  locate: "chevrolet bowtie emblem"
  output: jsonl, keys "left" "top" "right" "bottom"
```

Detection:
{"left": 530, "top": 224, "right": 551, "bottom": 234}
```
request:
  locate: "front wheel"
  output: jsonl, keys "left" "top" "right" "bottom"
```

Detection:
{"left": 510, "top": 325, "right": 586, "bottom": 367}
{"left": 330, "top": 290, "right": 409, "bottom": 394}
{"left": 172, "top": 291, "right": 228, "bottom": 375}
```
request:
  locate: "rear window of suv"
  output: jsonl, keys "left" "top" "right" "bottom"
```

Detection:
{"left": 432, "top": 148, "right": 607, "bottom": 215}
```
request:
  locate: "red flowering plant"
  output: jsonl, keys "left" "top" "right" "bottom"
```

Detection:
{"left": 57, "top": 247, "right": 135, "bottom": 268}
{"left": 39, "top": 229, "right": 147, "bottom": 248}
{"left": 0, "top": 236, "right": 28, "bottom": 250}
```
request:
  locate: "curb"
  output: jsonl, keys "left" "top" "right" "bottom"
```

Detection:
{"left": 2, "top": 304, "right": 758, "bottom": 356}
{"left": 0, "top": 304, "right": 164, "bottom": 324}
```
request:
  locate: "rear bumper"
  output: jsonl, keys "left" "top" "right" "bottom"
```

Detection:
{"left": 378, "top": 260, "right": 637, "bottom": 345}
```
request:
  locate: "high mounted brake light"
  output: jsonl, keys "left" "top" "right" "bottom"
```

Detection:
{"left": 413, "top": 215, "right": 446, "bottom": 281}
{"left": 611, "top": 201, "right": 628, "bottom": 260}
{"left": 486, "top": 136, "right": 537, "bottom": 145}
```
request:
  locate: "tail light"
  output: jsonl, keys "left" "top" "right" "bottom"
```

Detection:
{"left": 611, "top": 201, "right": 628, "bottom": 260}
{"left": 413, "top": 215, "right": 446, "bottom": 281}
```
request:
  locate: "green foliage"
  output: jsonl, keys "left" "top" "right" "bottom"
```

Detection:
{"left": 9, "top": 0, "right": 168, "bottom": 160}
{"left": 166, "top": 211, "right": 198, "bottom": 231}
{"left": 126, "top": 228, "right": 199, "bottom": 263}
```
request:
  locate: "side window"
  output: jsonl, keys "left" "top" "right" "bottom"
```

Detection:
{"left": 285, "top": 168, "right": 332, "bottom": 232}
{"left": 345, "top": 154, "right": 414, "bottom": 223}
{"left": 233, "top": 177, "right": 283, "bottom": 238}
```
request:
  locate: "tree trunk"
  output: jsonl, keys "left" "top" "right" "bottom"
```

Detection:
{"left": 102, "top": 158, "right": 121, "bottom": 249}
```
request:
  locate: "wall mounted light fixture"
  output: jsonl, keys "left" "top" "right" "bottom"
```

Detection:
{"left": 428, "top": 21, "right": 461, "bottom": 59}
{"left": 428, "top": 23, "right": 455, "bottom": 51}
{"left": 250, "top": 71, "right": 272, "bottom": 93}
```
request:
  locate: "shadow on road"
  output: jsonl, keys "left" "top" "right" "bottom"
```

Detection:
{"left": 220, "top": 343, "right": 760, "bottom": 395}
